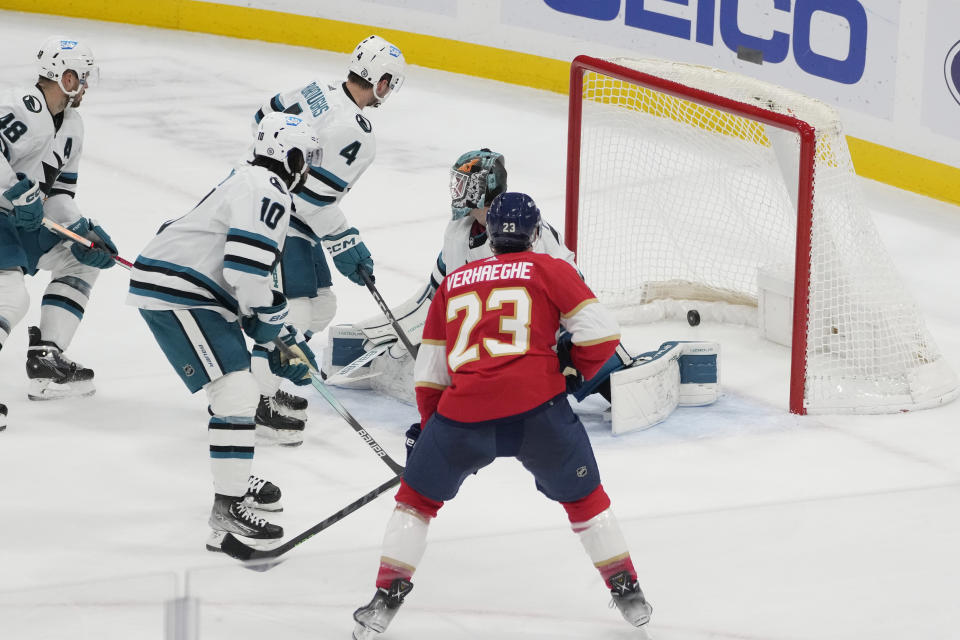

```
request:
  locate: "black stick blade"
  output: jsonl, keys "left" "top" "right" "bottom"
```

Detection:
{"left": 220, "top": 533, "right": 256, "bottom": 561}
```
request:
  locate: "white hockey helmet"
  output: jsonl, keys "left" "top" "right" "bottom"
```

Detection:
{"left": 253, "top": 112, "right": 322, "bottom": 183}
{"left": 347, "top": 35, "right": 406, "bottom": 104}
{"left": 37, "top": 36, "right": 99, "bottom": 98}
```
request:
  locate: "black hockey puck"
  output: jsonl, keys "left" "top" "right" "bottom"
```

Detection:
{"left": 687, "top": 309, "right": 701, "bottom": 326}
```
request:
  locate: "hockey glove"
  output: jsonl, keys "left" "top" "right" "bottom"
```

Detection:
{"left": 68, "top": 218, "right": 119, "bottom": 269}
{"left": 268, "top": 326, "right": 318, "bottom": 386}
{"left": 322, "top": 227, "right": 374, "bottom": 285}
{"left": 556, "top": 331, "right": 584, "bottom": 394}
{"left": 241, "top": 291, "right": 289, "bottom": 344}
{"left": 404, "top": 422, "right": 421, "bottom": 460}
{"left": 3, "top": 176, "right": 44, "bottom": 232}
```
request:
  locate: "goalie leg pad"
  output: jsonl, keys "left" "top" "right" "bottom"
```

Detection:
{"left": 322, "top": 325, "right": 375, "bottom": 389}
{"left": 610, "top": 341, "right": 720, "bottom": 434}
{"left": 676, "top": 342, "right": 720, "bottom": 406}
{"left": 369, "top": 345, "right": 416, "bottom": 405}
{"left": 610, "top": 346, "right": 681, "bottom": 434}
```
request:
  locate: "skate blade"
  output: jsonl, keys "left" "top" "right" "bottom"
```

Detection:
{"left": 277, "top": 407, "right": 307, "bottom": 421}
{"left": 255, "top": 424, "right": 304, "bottom": 447}
{"left": 352, "top": 621, "right": 380, "bottom": 640}
{"left": 28, "top": 379, "right": 96, "bottom": 401}
{"left": 206, "top": 530, "right": 227, "bottom": 553}
{"left": 249, "top": 501, "right": 283, "bottom": 512}
{"left": 634, "top": 625, "right": 654, "bottom": 640}
{"left": 206, "top": 529, "right": 283, "bottom": 553}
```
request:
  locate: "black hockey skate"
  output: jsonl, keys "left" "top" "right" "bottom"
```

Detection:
{"left": 245, "top": 474, "right": 282, "bottom": 512}
{"left": 206, "top": 493, "right": 283, "bottom": 552}
{"left": 0, "top": 403, "right": 7, "bottom": 431}
{"left": 352, "top": 578, "right": 414, "bottom": 639}
{"left": 255, "top": 395, "right": 305, "bottom": 446}
{"left": 609, "top": 570, "right": 653, "bottom": 628}
{"left": 273, "top": 389, "right": 308, "bottom": 420}
{"left": 26, "top": 326, "right": 95, "bottom": 401}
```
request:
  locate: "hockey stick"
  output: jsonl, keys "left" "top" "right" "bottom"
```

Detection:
{"left": 358, "top": 267, "right": 419, "bottom": 359}
{"left": 1, "top": 210, "right": 134, "bottom": 269}
{"left": 272, "top": 337, "right": 405, "bottom": 476}
{"left": 43, "top": 218, "right": 134, "bottom": 269}
{"left": 325, "top": 341, "right": 390, "bottom": 386}
{"left": 220, "top": 472, "right": 402, "bottom": 564}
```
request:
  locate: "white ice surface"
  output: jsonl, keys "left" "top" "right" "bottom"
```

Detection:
{"left": 1, "top": 11, "right": 959, "bottom": 640}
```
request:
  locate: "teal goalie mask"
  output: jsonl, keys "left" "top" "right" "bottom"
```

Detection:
{"left": 449, "top": 148, "right": 507, "bottom": 220}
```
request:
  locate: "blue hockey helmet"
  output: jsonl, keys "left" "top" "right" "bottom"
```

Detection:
{"left": 449, "top": 148, "right": 507, "bottom": 220}
{"left": 486, "top": 192, "right": 541, "bottom": 253}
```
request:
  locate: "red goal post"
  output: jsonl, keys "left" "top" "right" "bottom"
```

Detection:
{"left": 565, "top": 55, "right": 957, "bottom": 415}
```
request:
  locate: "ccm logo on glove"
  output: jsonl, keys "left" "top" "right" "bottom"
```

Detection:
{"left": 326, "top": 236, "right": 357, "bottom": 254}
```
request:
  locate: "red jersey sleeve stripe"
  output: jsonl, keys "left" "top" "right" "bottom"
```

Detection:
{"left": 575, "top": 334, "right": 622, "bottom": 347}
{"left": 415, "top": 381, "right": 447, "bottom": 390}
{"left": 561, "top": 297, "right": 600, "bottom": 318}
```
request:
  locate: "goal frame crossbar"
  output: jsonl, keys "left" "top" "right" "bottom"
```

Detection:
{"left": 565, "top": 55, "right": 817, "bottom": 414}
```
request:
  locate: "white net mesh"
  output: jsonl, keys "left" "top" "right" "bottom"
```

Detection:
{"left": 573, "top": 57, "right": 957, "bottom": 414}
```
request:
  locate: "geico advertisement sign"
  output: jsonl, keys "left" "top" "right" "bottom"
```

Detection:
{"left": 503, "top": 0, "right": 898, "bottom": 117}
{"left": 923, "top": 0, "right": 960, "bottom": 140}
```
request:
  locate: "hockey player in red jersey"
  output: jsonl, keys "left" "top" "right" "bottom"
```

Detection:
{"left": 351, "top": 192, "right": 653, "bottom": 639}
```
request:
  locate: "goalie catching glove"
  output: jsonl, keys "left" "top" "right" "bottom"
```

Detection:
{"left": 265, "top": 326, "right": 318, "bottom": 386}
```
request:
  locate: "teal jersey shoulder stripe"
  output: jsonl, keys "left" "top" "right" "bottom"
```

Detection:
{"left": 226, "top": 227, "right": 279, "bottom": 249}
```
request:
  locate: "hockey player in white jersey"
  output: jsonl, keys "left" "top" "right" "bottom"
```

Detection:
{"left": 433, "top": 148, "right": 576, "bottom": 287}
{"left": 1, "top": 37, "right": 118, "bottom": 428}
{"left": 334, "top": 148, "right": 576, "bottom": 403}
{"left": 128, "top": 113, "right": 322, "bottom": 550}
{"left": 248, "top": 35, "right": 406, "bottom": 442}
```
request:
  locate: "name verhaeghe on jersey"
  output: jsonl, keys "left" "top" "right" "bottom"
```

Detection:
{"left": 446, "top": 259, "right": 533, "bottom": 292}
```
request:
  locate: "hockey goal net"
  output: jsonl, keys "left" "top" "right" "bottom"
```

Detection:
{"left": 566, "top": 55, "right": 957, "bottom": 415}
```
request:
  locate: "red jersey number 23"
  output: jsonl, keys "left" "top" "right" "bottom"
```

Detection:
{"left": 446, "top": 287, "right": 532, "bottom": 371}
